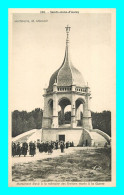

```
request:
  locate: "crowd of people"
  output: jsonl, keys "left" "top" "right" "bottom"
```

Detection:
{"left": 12, "top": 140, "right": 74, "bottom": 157}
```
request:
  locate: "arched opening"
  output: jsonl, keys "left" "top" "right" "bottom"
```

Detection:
{"left": 58, "top": 97, "right": 71, "bottom": 127}
{"left": 64, "top": 105, "right": 71, "bottom": 124}
{"left": 75, "top": 98, "right": 85, "bottom": 127}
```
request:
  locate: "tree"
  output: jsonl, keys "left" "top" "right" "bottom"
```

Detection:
{"left": 27, "top": 115, "right": 36, "bottom": 130}
{"left": 12, "top": 108, "right": 43, "bottom": 137}
{"left": 91, "top": 111, "right": 111, "bottom": 136}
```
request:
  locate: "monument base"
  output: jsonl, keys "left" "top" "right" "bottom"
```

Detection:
{"left": 41, "top": 128, "right": 111, "bottom": 147}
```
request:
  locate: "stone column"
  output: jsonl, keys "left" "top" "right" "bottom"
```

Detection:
{"left": 71, "top": 85, "right": 76, "bottom": 128}
{"left": 83, "top": 88, "right": 92, "bottom": 129}
{"left": 76, "top": 106, "right": 80, "bottom": 126}
{"left": 52, "top": 82, "right": 58, "bottom": 128}
{"left": 42, "top": 89, "right": 51, "bottom": 128}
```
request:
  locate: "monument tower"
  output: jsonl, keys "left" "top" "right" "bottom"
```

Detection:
{"left": 42, "top": 25, "right": 110, "bottom": 146}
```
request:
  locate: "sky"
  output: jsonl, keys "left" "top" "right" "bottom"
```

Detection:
{"left": 10, "top": 9, "right": 116, "bottom": 112}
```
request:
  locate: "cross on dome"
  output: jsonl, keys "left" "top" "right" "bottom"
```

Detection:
{"left": 65, "top": 25, "right": 71, "bottom": 44}
{"left": 65, "top": 25, "right": 71, "bottom": 33}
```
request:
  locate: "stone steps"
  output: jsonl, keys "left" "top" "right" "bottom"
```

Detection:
{"left": 89, "top": 131, "right": 107, "bottom": 146}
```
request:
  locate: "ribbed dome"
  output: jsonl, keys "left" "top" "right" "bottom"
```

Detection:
{"left": 47, "top": 26, "right": 85, "bottom": 92}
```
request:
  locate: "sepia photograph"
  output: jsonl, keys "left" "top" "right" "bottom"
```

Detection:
{"left": 8, "top": 8, "right": 116, "bottom": 187}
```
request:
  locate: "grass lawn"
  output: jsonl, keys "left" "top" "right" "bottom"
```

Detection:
{"left": 12, "top": 147, "right": 111, "bottom": 182}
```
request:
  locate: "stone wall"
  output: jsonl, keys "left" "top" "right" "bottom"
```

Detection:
{"left": 42, "top": 129, "right": 83, "bottom": 146}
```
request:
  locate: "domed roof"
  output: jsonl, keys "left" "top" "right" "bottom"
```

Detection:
{"left": 47, "top": 26, "right": 86, "bottom": 92}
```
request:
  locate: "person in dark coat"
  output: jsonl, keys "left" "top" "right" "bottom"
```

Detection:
{"left": 12, "top": 142, "right": 16, "bottom": 157}
{"left": 37, "top": 142, "right": 40, "bottom": 149}
{"left": 44, "top": 142, "right": 48, "bottom": 153}
{"left": 22, "top": 142, "right": 28, "bottom": 157}
{"left": 39, "top": 143, "right": 42, "bottom": 153}
{"left": 55, "top": 141, "right": 58, "bottom": 149}
{"left": 66, "top": 142, "right": 69, "bottom": 149}
{"left": 29, "top": 142, "right": 32, "bottom": 155}
{"left": 60, "top": 141, "right": 65, "bottom": 153}
{"left": 72, "top": 141, "right": 74, "bottom": 147}
{"left": 34, "top": 141, "right": 36, "bottom": 154}
{"left": 51, "top": 141, "right": 54, "bottom": 150}
{"left": 48, "top": 142, "right": 53, "bottom": 154}
{"left": 42, "top": 142, "right": 45, "bottom": 152}
{"left": 29, "top": 142, "right": 36, "bottom": 156}
{"left": 39, "top": 142, "right": 44, "bottom": 153}
{"left": 16, "top": 142, "right": 21, "bottom": 157}
{"left": 33, "top": 142, "right": 36, "bottom": 156}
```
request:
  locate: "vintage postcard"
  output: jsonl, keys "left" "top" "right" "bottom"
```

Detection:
{"left": 8, "top": 8, "right": 116, "bottom": 187}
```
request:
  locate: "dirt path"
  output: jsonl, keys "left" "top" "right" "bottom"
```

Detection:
{"left": 12, "top": 147, "right": 95, "bottom": 165}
